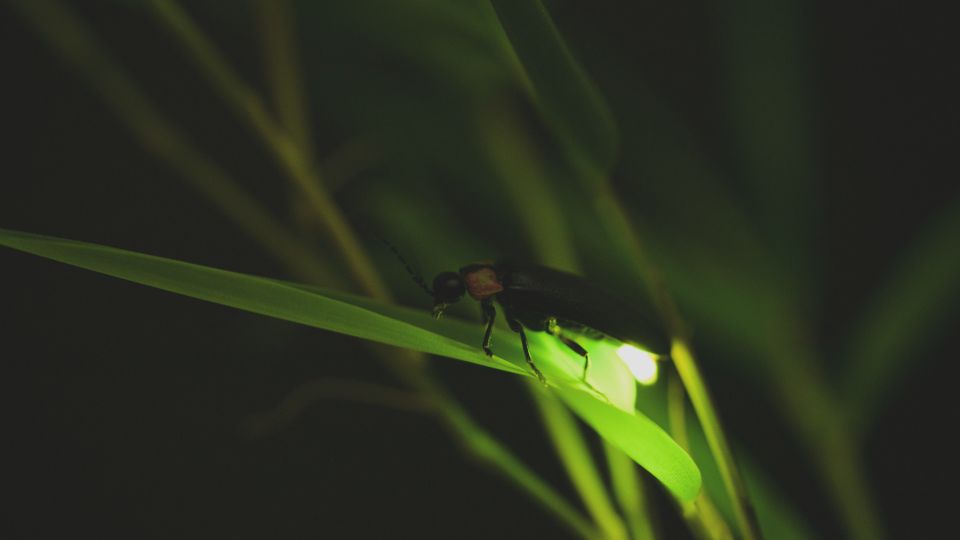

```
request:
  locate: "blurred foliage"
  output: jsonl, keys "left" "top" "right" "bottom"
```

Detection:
{"left": 3, "top": 0, "right": 957, "bottom": 538}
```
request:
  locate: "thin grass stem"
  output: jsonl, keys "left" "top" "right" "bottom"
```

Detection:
{"left": 772, "top": 354, "right": 884, "bottom": 540}
{"left": 397, "top": 359, "right": 604, "bottom": 540}
{"left": 667, "top": 372, "right": 690, "bottom": 451}
{"left": 668, "top": 367, "right": 733, "bottom": 540}
{"left": 148, "top": 0, "right": 390, "bottom": 300}
{"left": 530, "top": 384, "right": 629, "bottom": 540}
{"left": 671, "top": 341, "right": 759, "bottom": 540}
{"left": 603, "top": 443, "right": 657, "bottom": 540}
{"left": 254, "top": 0, "right": 313, "bottom": 155}
{"left": 8, "top": 0, "right": 338, "bottom": 286}
{"left": 242, "top": 377, "right": 432, "bottom": 438}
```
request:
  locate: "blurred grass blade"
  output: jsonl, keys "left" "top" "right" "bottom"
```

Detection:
{"left": 148, "top": 0, "right": 391, "bottom": 301}
{"left": 255, "top": 0, "right": 313, "bottom": 154}
{"left": 603, "top": 442, "right": 656, "bottom": 540}
{"left": 488, "top": 0, "right": 618, "bottom": 171}
{"left": 714, "top": 0, "right": 820, "bottom": 282}
{"left": 0, "top": 228, "right": 701, "bottom": 502}
{"left": 842, "top": 195, "right": 960, "bottom": 426}
{"left": 671, "top": 341, "right": 760, "bottom": 540}
{"left": 476, "top": 104, "right": 578, "bottom": 273}
{"left": 636, "top": 380, "right": 816, "bottom": 540}
{"left": 743, "top": 463, "right": 816, "bottom": 540}
{"left": 530, "top": 385, "right": 628, "bottom": 540}
{"left": 442, "top": 413, "right": 604, "bottom": 540}
{"left": 8, "top": 0, "right": 337, "bottom": 286}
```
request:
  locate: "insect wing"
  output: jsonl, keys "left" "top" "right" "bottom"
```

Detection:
{"left": 496, "top": 263, "right": 670, "bottom": 355}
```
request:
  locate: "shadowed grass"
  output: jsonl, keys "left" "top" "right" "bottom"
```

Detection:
{"left": 7, "top": 0, "right": 338, "bottom": 286}
{"left": 842, "top": 194, "right": 960, "bottom": 428}
{"left": 487, "top": 2, "right": 758, "bottom": 538}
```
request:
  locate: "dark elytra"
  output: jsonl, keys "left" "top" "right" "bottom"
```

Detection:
{"left": 430, "top": 259, "right": 670, "bottom": 383}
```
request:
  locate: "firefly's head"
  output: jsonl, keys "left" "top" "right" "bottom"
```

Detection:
{"left": 432, "top": 264, "right": 505, "bottom": 318}
{"left": 431, "top": 271, "right": 464, "bottom": 318}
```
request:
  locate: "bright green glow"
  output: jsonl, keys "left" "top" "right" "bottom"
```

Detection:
{"left": 617, "top": 344, "right": 658, "bottom": 385}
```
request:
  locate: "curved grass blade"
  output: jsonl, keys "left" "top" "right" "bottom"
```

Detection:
{"left": 637, "top": 377, "right": 816, "bottom": 539}
{"left": 0, "top": 227, "right": 700, "bottom": 501}
{"left": 489, "top": 0, "right": 618, "bottom": 171}
{"left": 557, "top": 387, "right": 701, "bottom": 503}
{"left": 530, "top": 386, "right": 629, "bottom": 540}
{"left": 842, "top": 194, "right": 960, "bottom": 427}
{"left": 714, "top": 0, "right": 820, "bottom": 282}
{"left": 0, "top": 228, "right": 523, "bottom": 376}
{"left": 283, "top": 281, "right": 634, "bottom": 410}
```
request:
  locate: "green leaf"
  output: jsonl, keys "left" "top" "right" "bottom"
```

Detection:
{"left": 489, "top": 0, "right": 618, "bottom": 171}
{"left": 0, "top": 227, "right": 700, "bottom": 501}
{"left": 0, "top": 228, "right": 523, "bottom": 375}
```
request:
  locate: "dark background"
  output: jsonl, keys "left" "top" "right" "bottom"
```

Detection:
{"left": 2, "top": 1, "right": 956, "bottom": 538}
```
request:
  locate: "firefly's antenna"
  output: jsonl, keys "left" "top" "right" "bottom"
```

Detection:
{"left": 378, "top": 236, "right": 433, "bottom": 296}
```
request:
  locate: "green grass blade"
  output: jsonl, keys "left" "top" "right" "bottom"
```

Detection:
{"left": 457, "top": 428, "right": 605, "bottom": 540}
{"left": 603, "top": 441, "right": 656, "bottom": 540}
{"left": 147, "top": 0, "right": 391, "bottom": 301}
{"left": 0, "top": 228, "right": 700, "bottom": 502}
{"left": 744, "top": 463, "right": 816, "bottom": 540}
{"left": 8, "top": 0, "right": 338, "bottom": 287}
{"left": 557, "top": 388, "right": 701, "bottom": 503}
{"left": 672, "top": 341, "right": 761, "bottom": 540}
{"left": 637, "top": 377, "right": 816, "bottom": 540}
{"left": 714, "top": 0, "right": 820, "bottom": 281}
{"left": 530, "top": 385, "right": 628, "bottom": 540}
{"left": 0, "top": 228, "right": 521, "bottom": 375}
{"left": 255, "top": 0, "right": 314, "bottom": 156}
{"left": 488, "top": 0, "right": 618, "bottom": 171}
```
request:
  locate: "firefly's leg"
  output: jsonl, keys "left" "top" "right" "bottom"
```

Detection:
{"left": 559, "top": 337, "right": 590, "bottom": 379}
{"left": 506, "top": 317, "right": 547, "bottom": 384}
{"left": 481, "top": 299, "right": 496, "bottom": 357}
{"left": 547, "top": 318, "right": 590, "bottom": 379}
